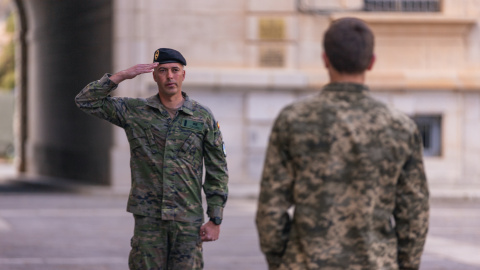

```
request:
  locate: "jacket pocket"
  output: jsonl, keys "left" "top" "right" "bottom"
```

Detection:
{"left": 177, "top": 132, "right": 202, "bottom": 161}
{"left": 127, "top": 128, "right": 160, "bottom": 155}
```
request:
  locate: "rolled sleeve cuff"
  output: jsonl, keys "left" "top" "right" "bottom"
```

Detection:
{"left": 103, "top": 73, "right": 118, "bottom": 88}
{"left": 207, "top": 206, "right": 224, "bottom": 219}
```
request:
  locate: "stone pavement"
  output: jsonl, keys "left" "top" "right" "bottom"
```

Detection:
{"left": 0, "top": 166, "right": 480, "bottom": 269}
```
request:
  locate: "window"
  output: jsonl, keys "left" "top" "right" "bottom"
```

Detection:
{"left": 364, "top": 0, "right": 441, "bottom": 12}
{"left": 411, "top": 115, "right": 442, "bottom": 156}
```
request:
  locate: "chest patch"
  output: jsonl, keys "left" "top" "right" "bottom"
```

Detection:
{"left": 182, "top": 119, "right": 204, "bottom": 131}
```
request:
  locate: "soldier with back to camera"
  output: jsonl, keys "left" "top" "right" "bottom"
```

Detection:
{"left": 76, "top": 48, "right": 228, "bottom": 270}
{"left": 256, "top": 17, "right": 429, "bottom": 270}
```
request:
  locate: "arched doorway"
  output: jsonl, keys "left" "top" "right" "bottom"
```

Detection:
{"left": 11, "top": 0, "right": 114, "bottom": 185}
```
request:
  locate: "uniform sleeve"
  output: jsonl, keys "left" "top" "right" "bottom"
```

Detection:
{"left": 74, "top": 74, "right": 127, "bottom": 128}
{"left": 255, "top": 109, "right": 294, "bottom": 269}
{"left": 394, "top": 127, "right": 430, "bottom": 270}
{"left": 203, "top": 115, "right": 229, "bottom": 220}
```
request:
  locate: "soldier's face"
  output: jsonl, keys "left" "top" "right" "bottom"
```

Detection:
{"left": 153, "top": 63, "right": 185, "bottom": 97}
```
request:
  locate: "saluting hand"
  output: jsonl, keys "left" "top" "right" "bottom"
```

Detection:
{"left": 110, "top": 62, "right": 159, "bottom": 84}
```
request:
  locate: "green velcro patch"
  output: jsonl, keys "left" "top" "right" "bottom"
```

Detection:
{"left": 182, "top": 119, "right": 204, "bottom": 131}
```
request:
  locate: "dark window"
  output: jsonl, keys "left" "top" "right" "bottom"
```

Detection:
{"left": 364, "top": 0, "right": 441, "bottom": 12}
{"left": 411, "top": 115, "right": 442, "bottom": 156}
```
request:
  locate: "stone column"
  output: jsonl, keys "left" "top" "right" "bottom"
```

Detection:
{"left": 22, "top": 0, "right": 114, "bottom": 184}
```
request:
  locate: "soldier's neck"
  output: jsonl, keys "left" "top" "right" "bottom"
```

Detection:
{"left": 159, "top": 92, "right": 185, "bottom": 110}
{"left": 328, "top": 68, "right": 366, "bottom": 84}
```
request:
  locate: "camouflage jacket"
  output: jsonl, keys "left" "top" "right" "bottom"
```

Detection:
{"left": 256, "top": 83, "right": 429, "bottom": 270}
{"left": 75, "top": 74, "right": 228, "bottom": 223}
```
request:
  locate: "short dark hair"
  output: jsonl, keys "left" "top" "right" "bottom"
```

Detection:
{"left": 323, "top": 17, "right": 374, "bottom": 74}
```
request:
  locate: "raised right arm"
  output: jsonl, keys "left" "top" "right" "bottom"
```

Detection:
{"left": 75, "top": 63, "right": 158, "bottom": 127}
{"left": 75, "top": 74, "right": 125, "bottom": 127}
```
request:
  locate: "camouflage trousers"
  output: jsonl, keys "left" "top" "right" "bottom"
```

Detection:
{"left": 129, "top": 215, "right": 203, "bottom": 270}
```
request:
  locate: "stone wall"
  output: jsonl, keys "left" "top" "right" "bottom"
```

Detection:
{"left": 109, "top": 0, "right": 480, "bottom": 192}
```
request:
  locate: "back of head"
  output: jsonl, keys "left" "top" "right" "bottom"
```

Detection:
{"left": 323, "top": 17, "right": 374, "bottom": 74}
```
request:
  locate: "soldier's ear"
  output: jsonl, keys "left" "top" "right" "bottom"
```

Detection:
{"left": 152, "top": 70, "right": 158, "bottom": 82}
{"left": 322, "top": 52, "right": 330, "bottom": 69}
{"left": 367, "top": 54, "right": 375, "bottom": 71}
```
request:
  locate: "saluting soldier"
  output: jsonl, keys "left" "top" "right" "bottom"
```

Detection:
{"left": 256, "top": 17, "right": 429, "bottom": 270}
{"left": 75, "top": 48, "right": 228, "bottom": 270}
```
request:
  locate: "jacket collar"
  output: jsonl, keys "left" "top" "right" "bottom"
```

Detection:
{"left": 323, "top": 82, "right": 369, "bottom": 93}
{"left": 146, "top": 92, "right": 194, "bottom": 116}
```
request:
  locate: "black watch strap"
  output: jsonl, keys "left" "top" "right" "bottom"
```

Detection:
{"left": 209, "top": 217, "right": 222, "bottom": 225}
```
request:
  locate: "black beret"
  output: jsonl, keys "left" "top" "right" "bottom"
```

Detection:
{"left": 153, "top": 48, "right": 187, "bottom": 66}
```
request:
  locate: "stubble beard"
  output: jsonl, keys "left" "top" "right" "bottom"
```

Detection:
{"left": 159, "top": 82, "right": 180, "bottom": 98}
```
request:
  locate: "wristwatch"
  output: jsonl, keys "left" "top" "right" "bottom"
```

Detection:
{"left": 209, "top": 217, "right": 222, "bottom": 225}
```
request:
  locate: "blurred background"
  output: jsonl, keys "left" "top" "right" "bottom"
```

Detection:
{"left": 0, "top": 0, "right": 479, "bottom": 269}
{"left": 0, "top": 0, "right": 479, "bottom": 193}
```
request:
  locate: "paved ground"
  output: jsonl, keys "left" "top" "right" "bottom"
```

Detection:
{"left": 0, "top": 177, "right": 479, "bottom": 269}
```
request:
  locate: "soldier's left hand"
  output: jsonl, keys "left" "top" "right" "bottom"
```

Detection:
{"left": 200, "top": 221, "right": 220, "bottom": 242}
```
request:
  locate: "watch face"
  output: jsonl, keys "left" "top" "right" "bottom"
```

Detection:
{"left": 211, "top": 217, "right": 222, "bottom": 225}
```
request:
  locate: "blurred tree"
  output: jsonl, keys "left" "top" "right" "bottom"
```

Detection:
{"left": 0, "top": 12, "right": 15, "bottom": 91}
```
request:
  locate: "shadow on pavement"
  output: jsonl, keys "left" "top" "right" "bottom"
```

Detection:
{"left": 0, "top": 179, "right": 79, "bottom": 193}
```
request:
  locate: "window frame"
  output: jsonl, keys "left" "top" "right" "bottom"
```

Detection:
{"left": 410, "top": 114, "right": 442, "bottom": 157}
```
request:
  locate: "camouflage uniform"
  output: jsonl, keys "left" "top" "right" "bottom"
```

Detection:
{"left": 75, "top": 74, "right": 228, "bottom": 269}
{"left": 256, "top": 82, "right": 429, "bottom": 270}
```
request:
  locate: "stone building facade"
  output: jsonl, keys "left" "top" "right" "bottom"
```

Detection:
{"left": 109, "top": 0, "right": 480, "bottom": 195}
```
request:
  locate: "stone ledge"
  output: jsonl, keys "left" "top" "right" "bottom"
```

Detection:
{"left": 182, "top": 68, "right": 309, "bottom": 89}
{"left": 368, "top": 70, "right": 480, "bottom": 90}
{"left": 182, "top": 68, "right": 480, "bottom": 91}
{"left": 231, "top": 183, "right": 480, "bottom": 201}
{"left": 330, "top": 13, "right": 477, "bottom": 30}
{"left": 429, "top": 184, "right": 480, "bottom": 201}
{"left": 2, "top": 174, "right": 479, "bottom": 201}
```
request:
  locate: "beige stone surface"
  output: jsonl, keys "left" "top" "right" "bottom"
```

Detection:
{"left": 108, "top": 0, "right": 480, "bottom": 189}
